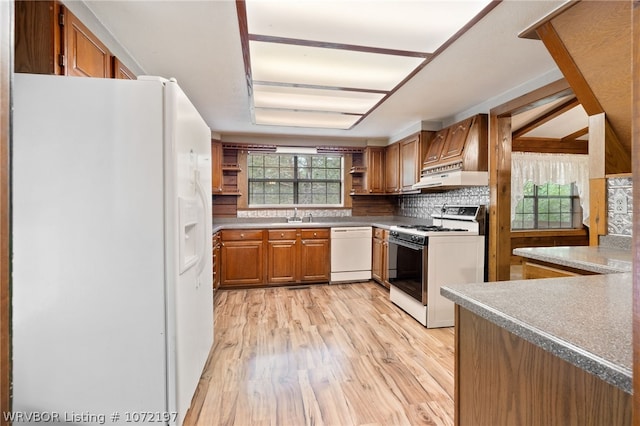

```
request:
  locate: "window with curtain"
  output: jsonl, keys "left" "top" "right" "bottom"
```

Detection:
{"left": 511, "top": 152, "right": 589, "bottom": 229}
{"left": 511, "top": 182, "right": 583, "bottom": 229}
{"left": 248, "top": 153, "right": 343, "bottom": 206}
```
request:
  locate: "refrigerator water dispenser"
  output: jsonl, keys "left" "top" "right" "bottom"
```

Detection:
{"left": 179, "top": 196, "right": 199, "bottom": 273}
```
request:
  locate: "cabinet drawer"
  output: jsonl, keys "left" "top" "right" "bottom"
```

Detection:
{"left": 268, "top": 229, "right": 298, "bottom": 240}
{"left": 221, "top": 229, "right": 263, "bottom": 241}
{"left": 300, "top": 229, "right": 329, "bottom": 239}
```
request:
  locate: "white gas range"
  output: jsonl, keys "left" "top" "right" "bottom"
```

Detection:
{"left": 387, "top": 205, "right": 486, "bottom": 328}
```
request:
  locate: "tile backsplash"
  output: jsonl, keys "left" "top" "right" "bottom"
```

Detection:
{"left": 396, "top": 186, "right": 490, "bottom": 220}
{"left": 237, "top": 208, "right": 352, "bottom": 219}
{"left": 607, "top": 177, "right": 633, "bottom": 236}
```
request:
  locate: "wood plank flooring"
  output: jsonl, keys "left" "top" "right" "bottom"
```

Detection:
{"left": 184, "top": 282, "right": 455, "bottom": 426}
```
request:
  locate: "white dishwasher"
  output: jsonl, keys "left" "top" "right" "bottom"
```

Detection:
{"left": 330, "top": 227, "right": 373, "bottom": 283}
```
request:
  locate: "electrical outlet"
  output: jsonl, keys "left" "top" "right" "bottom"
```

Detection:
{"left": 614, "top": 193, "right": 628, "bottom": 214}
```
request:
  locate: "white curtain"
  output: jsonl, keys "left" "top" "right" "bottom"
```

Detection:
{"left": 511, "top": 152, "right": 590, "bottom": 225}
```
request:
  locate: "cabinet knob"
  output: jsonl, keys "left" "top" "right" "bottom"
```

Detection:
{"left": 240, "top": 233, "right": 244, "bottom": 238}
{"left": 280, "top": 233, "right": 284, "bottom": 237}
{"left": 313, "top": 232, "right": 317, "bottom": 237}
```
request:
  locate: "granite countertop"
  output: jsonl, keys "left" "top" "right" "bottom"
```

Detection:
{"left": 441, "top": 273, "right": 632, "bottom": 394}
{"left": 212, "top": 216, "right": 425, "bottom": 233}
{"left": 514, "top": 246, "right": 632, "bottom": 274}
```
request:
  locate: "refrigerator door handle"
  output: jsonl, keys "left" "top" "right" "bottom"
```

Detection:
{"left": 193, "top": 169, "right": 209, "bottom": 277}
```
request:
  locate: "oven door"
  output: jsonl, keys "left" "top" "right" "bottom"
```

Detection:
{"left": 387, "top": 238, "right": 428, "bottom": 305}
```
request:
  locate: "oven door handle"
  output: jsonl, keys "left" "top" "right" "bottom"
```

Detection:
{"left": 388, "top": 238, "right": 425, "bottom": 251}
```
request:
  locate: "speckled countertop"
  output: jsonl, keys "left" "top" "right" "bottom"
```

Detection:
{"left": 441, "top": 273, "right": 632, "bottom": 394}
{"left": 212, "top": 216, "right": 425, "bottom": 233}
{"left": 513, "top": 246, "right": 632, "bottom": 274}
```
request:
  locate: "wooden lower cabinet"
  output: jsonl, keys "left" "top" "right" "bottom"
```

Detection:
{"left": 267, "top": 230, "right": 298, "bottom": 284}
{"left": 456, "top": 307, "right": 630, "bottom": 425}
{"left": 220, "top": 229, "right": 264, "bottom": 287}
{"left": 371, "top": 227, "right": 389, "bottom": 288}
{"left": 212, "top": 232, "right": 221, "bottom": 289}
{"left": 299, "top": 229, "right": 330, "bottom": 282}
{"left": 522, "top": 259, "right": 597, "bottom": 279}
{"left": 220, "top": 227, "right": 330, "bottom": 287}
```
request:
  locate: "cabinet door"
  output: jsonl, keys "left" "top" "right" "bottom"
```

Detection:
{"left": 440, "top": 117, "right": 473, "bottom": 161}
{"left": 381, "top": 238, "right": 389, "bottom": 288}
{"left": 14, "top": 0, "right": 61, "bottom": 74}
{"left": 365, "top": 147, "right": 385, "bottom": 194}
{"left": 384, "top": 143, "right": 399, "bottom": 193}
{"left": 299, "top": 238, "right": 330, "bottom": 282}
{"left": 423, "top": 128, "right": 449, "bottom": 168}
{"left": 112, "top": 57, "right": 136, "bottom": 80}
{"left": 212, "top": 233, "right": 221, "bottom": 289}
{"left": 211, "top": 141, "right": 223, "bottom": 193}
{"left": 220, "top": 240, "right": 264, "bottom": 286}
{"left": 63, "top": 8, "right": 112, "bottom": 78}
{"left": 400, "top": 136, "right": 419, "bottom": 191}
{"left": 371, "top": 236, "right": 384, "bottom": 283}
{"left": 267, "top": 240, "right": 298, "bottom": 284}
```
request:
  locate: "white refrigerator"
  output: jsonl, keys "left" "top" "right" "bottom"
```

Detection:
{"left": 12, "top": 73, "right": 214, "bottom": 425}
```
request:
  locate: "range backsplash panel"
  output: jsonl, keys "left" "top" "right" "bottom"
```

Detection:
{"left": 396, "top": 187, "right": 490, "bottom": 220}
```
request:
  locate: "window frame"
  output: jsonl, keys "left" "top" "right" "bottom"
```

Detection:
{"left": 247, "top": 153, "right": 344, "bottom": 208}
{"left": 511, "top": 182, "right": 582, "bottom": 230}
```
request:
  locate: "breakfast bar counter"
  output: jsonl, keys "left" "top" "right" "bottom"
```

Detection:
{"left": 441, "top": 273, "right": 632, "bottom": 425}
{"left": 513, "top": 245, "right": 632, "bottom": 274}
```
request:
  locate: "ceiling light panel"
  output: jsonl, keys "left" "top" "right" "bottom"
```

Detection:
{"left": 245, "top": 1, "right": 493, "bottom": 53}
{"left": 250, "top": 41, "right": 424, "bottom": 91}
{"left": 253, "top": 85, "right": 385, "bottom": 114}
{"left": 254, "top": 109, "right": 361, "bottom": 130}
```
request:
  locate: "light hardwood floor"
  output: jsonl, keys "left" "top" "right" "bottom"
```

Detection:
{"left": 184, "top": 282, "right": 455, "bottom": 426}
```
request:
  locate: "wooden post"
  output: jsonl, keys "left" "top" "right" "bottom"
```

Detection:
{"left": 588, "top": 113, "right": 607, "bottom": 246}
{"left": 0, "top": 1, "right": 11, "bottom": 423}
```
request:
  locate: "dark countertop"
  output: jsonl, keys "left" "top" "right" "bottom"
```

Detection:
{"left": 441, "top": 273, "right": 632, "bottom": 394}
{"left": 513, "top": 245, "right": 632, "bottom": 274}
{"left": 212, "top": 216, "right": 427, "bottom": 233}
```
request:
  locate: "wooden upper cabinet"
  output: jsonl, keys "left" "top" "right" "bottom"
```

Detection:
{"left": 112, "top": 57, "right": 136, "bottom": 80}
{"left": 14, "top": 0, "right": 62, "bottom": 74}
{"left": 15, "top": 1, "right": 119, "bottom": 79}
{"left": 384, "top": 142, "right": 400, "bottom": 193}
{"left": 423, "top": 128, "right": 449, "bottom": 168}
{"left": 211, "top": 140, "right": 223, "bottom": 193}
{"left": 440, "top": 117, "right": 473, "bottom": 162}
{"left": 63, "top": 9, "right": 111, "bottom": 78}
{"left": 365, "top": 147, "right": 385, "bottom": 194}
{"left": 400, "top": 135, "right": 419, "bottom": 191}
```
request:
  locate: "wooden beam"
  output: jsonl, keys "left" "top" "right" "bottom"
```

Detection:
{"left": 536, "top": 21, "right": 604, "bottom": 116}
{"left": 512, "top": 137, "right": 588, "bottom": 154}
{"left": 512, "top": 97, "right": 580, "bottom": 139}
{"left": 561, "top": 127, "right": 588, "bottom": 142}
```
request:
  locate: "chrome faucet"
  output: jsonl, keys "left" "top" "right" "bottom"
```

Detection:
{"left": 294, "top": 207, "right": 298, "bottom": 218}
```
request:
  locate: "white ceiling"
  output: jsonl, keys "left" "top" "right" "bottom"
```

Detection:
{"left": 80, "top": 0, "right": 573, "bottom": 143}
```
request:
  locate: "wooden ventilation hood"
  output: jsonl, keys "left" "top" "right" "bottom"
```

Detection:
{"left": 519, "top": 0, "right": 632, "bottom": 174}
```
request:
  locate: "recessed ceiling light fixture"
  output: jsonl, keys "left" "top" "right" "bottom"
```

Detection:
{"left": 237, "top": 0, "right": 497, "bottom": 130}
